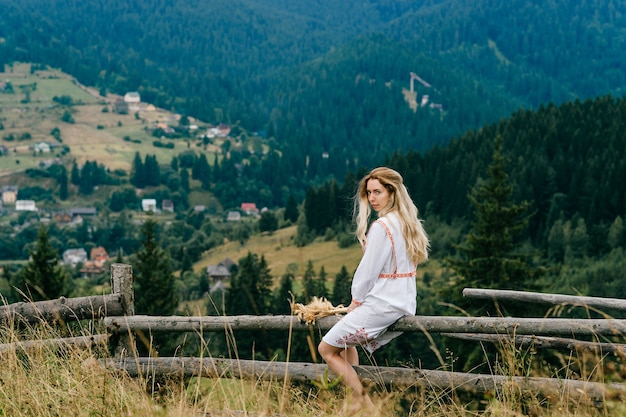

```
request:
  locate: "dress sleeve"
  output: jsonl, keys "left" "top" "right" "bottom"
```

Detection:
{"left": 351, "top": 221, "right": 393, "bottom": 303}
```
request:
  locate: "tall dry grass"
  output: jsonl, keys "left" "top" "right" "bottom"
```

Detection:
{"left": 1, "top": 318, "right": 625, "bottom": 417}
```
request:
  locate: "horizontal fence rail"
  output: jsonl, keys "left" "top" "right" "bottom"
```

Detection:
{"left": 442, "top": 333, "right": 626, "bottom": 355}
{"left": 104, "top": 314, "right": 626, "bottom": 337}
{"left": 463, "top": 288, "right": 626, "bottom": 312}
{"left": 0, "top": 334, "right": 109, "bottom": 354}
{"left": 0, "top": 294, "right": 123, "bottom": 325}
{"left": 101, "top": 356, "right": 625, "bottom": 402}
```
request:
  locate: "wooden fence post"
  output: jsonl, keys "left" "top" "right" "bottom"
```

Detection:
{"left": 110, "top": 263, "right": 135, "bottom": 358}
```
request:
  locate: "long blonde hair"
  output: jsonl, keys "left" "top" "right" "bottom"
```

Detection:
{"left": 354, "top": 167, "right": 429, "bottom": 265}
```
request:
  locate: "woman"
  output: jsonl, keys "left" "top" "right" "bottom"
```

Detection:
{"left": 318, "top": 167, "right": 429, "bottom": 411}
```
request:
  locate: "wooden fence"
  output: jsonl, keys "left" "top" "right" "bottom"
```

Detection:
{"left": 2, "top": 263, "right": 626, "bottom": 403}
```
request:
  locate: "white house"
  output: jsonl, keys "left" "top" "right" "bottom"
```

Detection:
{"left": 33, "top": 142, "right": 51, "bottom": 153}
{"left": 141, "top": 199, "right": 158, "bottom": 212}
{"left": 62, "top": 248, "right": 88, "bottom": 266}
{"left": 15, "top": 200, "right": 37, "bottom": 211}
{"left": 124, "top": 92, "right": 141, "bottom": 103}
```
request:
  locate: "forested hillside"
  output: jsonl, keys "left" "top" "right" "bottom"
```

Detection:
{"left": 0, "top": 0, "right": 624, "bottom": 182}
{"left": 304, "top": 95, "right": 626, "bottom": 261}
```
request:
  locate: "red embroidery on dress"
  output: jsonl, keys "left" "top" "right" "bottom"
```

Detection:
{"left": 368, "top": 340, "right": 380, "bottom": 351}
{"left": 336, "top": 328, "right": 370, "bottom": 346}
{"left": 379, "top": 271, "right": 416, "bottom": 278}
{"left": 374, "top": 219, "right": 416, "bottom": 279}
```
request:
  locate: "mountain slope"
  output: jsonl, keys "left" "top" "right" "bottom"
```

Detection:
{"left": 1, "top": 0, "right": 624, "bottom": 179}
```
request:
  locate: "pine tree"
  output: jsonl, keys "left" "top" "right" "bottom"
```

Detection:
{"left": 179, "top": 247, "right": 193, "bottom": 276}
{"left": 444, "top": 135, "right": 543, "bottom": 371}
{"left": 58, "top": 166, "right": 68, "bottom": 200}
{"left": 180, "top": 168, "right": 190, "bottom": 193}
{"left": 70, "top": 161, "right": 80, "bottom": 186}
{"left": 79, "top": 160, "right": 94, "bottom": 194}
{"left": 445, "top": 135, "right": 541, "bottom": 313}
{"left": 568, "top": 218, "right": 589, "bottom": 259}
{"left": 302, "top": 260, "right": 317, "bottom": 303}
{"left": 133, "top": 219, "right": 178, "bottom": 315}
{"left": 226, "top": 252, "right": 274, "bottom": 359}
{"left": 331, "top": 265, "right": 352, "bottom": 306}
{"left": 258, "top": 211, "right": 278, "bottom": 234}
{"left": 143, "top": 154, "right": 161, "bottom": 187}
{"left": 170, "top": 156, "right": 179, "bottom": 171}
{"left": 547, "top": 219, "right": 565, "bottom": 261}
{"left": 303, "top": 186, "right": 319, "bottom": 233}
{"left": 131, "top": 152, "right": 146, "bottom": 188}
{"left": 318, "top": 266, "right": 328, "bottom": 299}
{"left": 194, "top": 153, "right": 211, "bottom": 190}
{"left": 608, "top": 216, "right": 624, "bottom": 249}
{"left": 284, "top": 194, "right": 299, "bottom": 223}
{"left": 17, "top": 225, "right": 67, "bottom": 301}
{"left": 226, "top": 252, "right": 273, "bottom": 316}
{"left": 273, "top": 272, "right": 294, "bottom": 315}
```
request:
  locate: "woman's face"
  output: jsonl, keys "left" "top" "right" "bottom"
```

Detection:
{"left": 366, "top": 179, "right": 391, "bottom": 213}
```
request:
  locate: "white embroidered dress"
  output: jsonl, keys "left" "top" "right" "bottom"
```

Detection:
{"left": 322, "top": 212, "right": 417, "bottom": 353}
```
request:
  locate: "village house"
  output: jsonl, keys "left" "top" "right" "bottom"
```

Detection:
{"left": 206, "top": 263, "right": 232, "bottom": 282}
{"left": 217, "top": 123, "right": 231, "bottom": 137}
{"left": 219, "top": 257, "right": 236, "bottom": 273}
{"left": 124, "top": 92, "right": 141, "bottom": 111}
{"left": 124, "top": 91, "right": 141, "bottom": 104}
{"left": 206, "top": 264, "right": 231, "bottom": 281}
{"left": 162, "top": 199, "right": 174, "bottom": 213}
{"left": 70, "top": 207, "right": 97, "bottom": 223}
{"left": 204, "top": 123, "right": 232, "bottom": 139}
{"left": 90, "top": 246, "right": 109, "bottom": 264}
{"left": 114, "top": 98, "right": 129, "bottom": 114}
{"left": 53, "top": 211, "right": 72, "bottom": 223}
{"left": 1, "top": 185, "right": 18, "bottom": 205}
{"left": 206, "top": 258, "right": 236, "bottom": 293}
{"left": 155, "top": 122, "right": 175, "bottom": 135}
{"left": 15, "top": 200, "right": 37, "bottom": 211}
{"left": 62, "top": 248, "right": 88, "bottom": 267}
{"left": 80, "top": 246, "right": 110, "bottom": 278}
{"left": 33, "top": 142, "right": 51, "bottom": 153}
{"left": 226, "top": 211, "right": 241, "bottom": 221}
{"left": 141, "top": 199, "right": 158, "bottom": 212}
{"left": 240, "top": 203, "right": 259, "bottom": 216}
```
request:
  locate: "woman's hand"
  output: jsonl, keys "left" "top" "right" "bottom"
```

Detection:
{"left": 347, "top": 300, "right": 361, "bottom": 313}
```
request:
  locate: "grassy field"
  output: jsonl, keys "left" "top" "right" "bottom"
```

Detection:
{"left": 2, "top": 321, "right": 624, "bottom": 417}
{"left": 0, "top": 62, "right": 220, "bottom": 176}
{"left": 196, "top": 225, "right": 364, "bottom": 279}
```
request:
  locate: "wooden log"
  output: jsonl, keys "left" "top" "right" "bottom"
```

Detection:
{"left": 109, "top": 263, "right": 135, "bottom": 358}
{"left": 0, "top": 294, "right": 123, "bottom": 325}
{"left": 463, "top": 288, "right": 626, "bottom": 312}
{"left": 110, "top": 263, "right": 134, "bottom": 316}
{"left": 442, "top": 333, "right": 626, "bottom": 356}
{"left": 0, "top": 334, "right": 109, "bottom": 354}
{"left": 101, "top": 356, "right": 625, "bottom": 402}
{"left": 104, "top": 314, "right": 626, "bottom": 337}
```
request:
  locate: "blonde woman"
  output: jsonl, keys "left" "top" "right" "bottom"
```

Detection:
{"left": 318, "top": 167, "right": 429, "bottom": 411}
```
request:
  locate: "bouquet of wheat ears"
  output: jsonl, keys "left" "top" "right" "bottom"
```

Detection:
{"left": 291, "top": 296, "right": 349, "bottom": 325}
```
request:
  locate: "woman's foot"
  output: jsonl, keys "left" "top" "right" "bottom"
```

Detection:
{"left": 344, "top": 392, "right": 375, "bottom": 416}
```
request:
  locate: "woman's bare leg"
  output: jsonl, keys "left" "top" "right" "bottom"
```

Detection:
{"left": 318, "top": 341, "right": 374, "bottom": 411}
{"left": 341, "top": 346, "right": 359, "bottom": 365}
